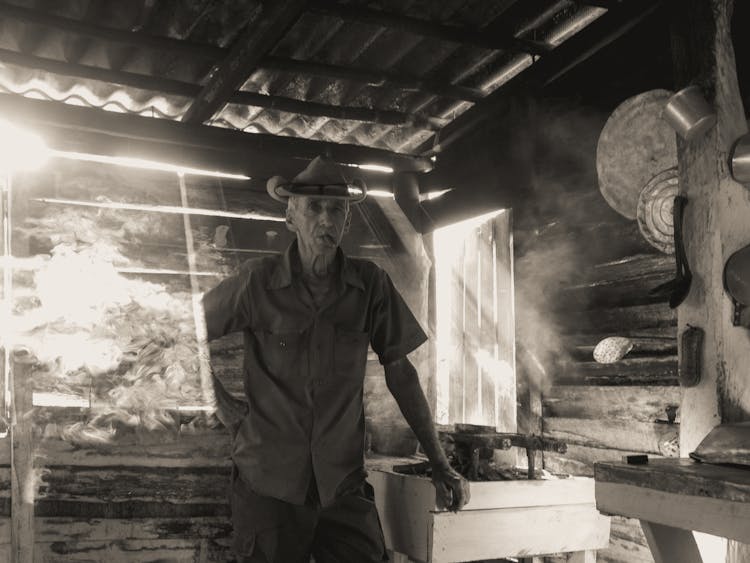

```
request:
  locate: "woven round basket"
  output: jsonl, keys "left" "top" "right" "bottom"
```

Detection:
{"left": 636, "top": 167, "right": 680, "bottom": 254}
{"left": 596, "top": 89, "right": 677, "bottom": 220}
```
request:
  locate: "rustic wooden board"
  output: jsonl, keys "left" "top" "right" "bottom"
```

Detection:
{"left": 543, "top": 418, "right": 678, "bottom": 456}
{"left": 555, "top": 356, "right": 678, "bottom": 386}
{"left": 515, "top": 218, "right": 653, "bottom": 266}
{"left": 595, "top": 459, "right": 750, "bottom": 503}
{"left": 561, "top": 303, "right": 677, "bottom": 334}
{"left": 578, "top": 253, "right": 676, "bottom": 285}
{"left": 36, "top": 429, "right": 231, "bottom": 468}
{"left": 38, "top": 465, "right": 231, "bottom": 505}
{"left": 463, "top": 232, "right": 480, "bottom": 424}
{"left": 478, "top": 221, "right": 496, "bottom": 426}
{"left": 565, "top": 333, "right": 677, "bottom": 361}
{"left": 556, "top": 271, "right": 674, "bottom": 311}
{"left": 33, "top": 538, "right": 233, "bottom": 562}
{"left": 543, "top": 385, "right": 681, "bottom": 422}
{"left": 449, "top": 251, "right": 465, "bottom": 424}
{"left": 545, "top": 445, "right": 665, "bottom": 478}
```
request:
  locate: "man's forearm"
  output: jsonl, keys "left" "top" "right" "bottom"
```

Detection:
{"left": 385, "top": 358, "right": 450, "bottom": 469}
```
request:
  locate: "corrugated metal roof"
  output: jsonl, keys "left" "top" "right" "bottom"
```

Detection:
{"left": 0, "top": 0, "right": 613, "bottom": 156}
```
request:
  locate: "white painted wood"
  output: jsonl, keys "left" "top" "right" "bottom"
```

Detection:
{"left": 596, "top": 481, "right": 750, "bottom": 543}
{"left": 371, "top": 469, "right": 609, "bottom": 563}
{"left": 430, "top": 504, "right": 610, "bottom": 563}
{"left": 640, "top": 521, "right": 702, "bottom": 563}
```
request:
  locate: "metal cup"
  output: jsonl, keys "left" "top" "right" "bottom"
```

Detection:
{"left": 664, "top": 85, "right": 717, "bottom": 141}
{"left": 730, "top": 132, "right": 750, "bottom": 185}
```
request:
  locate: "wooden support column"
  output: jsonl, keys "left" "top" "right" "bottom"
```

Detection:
{"left": 392, "top": 172, "right": 423, "bottom": 233}
{"left": 10, "top": 356, "right": 34, "bottom": 563}
{"left": 671, "top": 0, "right": 750, "bottom": 560}
{"left": 671, "top": 0, "right": 749, "bottom": 450}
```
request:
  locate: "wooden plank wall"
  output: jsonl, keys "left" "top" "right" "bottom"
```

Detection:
{"left": 2, "top": 157, "right": 424, "bottom": 560}
{"left": 514, "top": 111, "right": 682, "bottom": 563}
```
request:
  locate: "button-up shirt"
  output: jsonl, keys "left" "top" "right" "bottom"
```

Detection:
{"left": 203, "top": 241, "right": 427, "bottom": 507}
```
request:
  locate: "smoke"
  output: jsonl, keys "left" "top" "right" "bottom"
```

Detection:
{"left": 514, "top": 101, "right": 612, "bottom": 394}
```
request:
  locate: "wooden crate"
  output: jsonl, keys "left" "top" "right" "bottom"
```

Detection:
{"left": 370, "top": 469, "right": 610, "bottom": 563}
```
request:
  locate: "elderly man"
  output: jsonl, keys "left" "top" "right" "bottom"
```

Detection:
{"left": 203, "top": 156, "right": 468, "bottom": 563}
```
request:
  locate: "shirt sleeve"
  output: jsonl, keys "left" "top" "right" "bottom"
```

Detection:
{"left": 369, "top": 268, "right": 428, "bottom": 366}
{"left": 202, "top": 266, "right": 253, "bottom": 341}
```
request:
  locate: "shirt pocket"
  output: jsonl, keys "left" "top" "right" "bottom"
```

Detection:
{"left": 333, "top": 328, "right": 370, "bottom": 378}
{"left": 254, "top": 330, "right": 303, "bottom": 377}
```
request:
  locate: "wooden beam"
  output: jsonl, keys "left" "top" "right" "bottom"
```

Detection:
{"left": 0, "top": 93, "right": 432, "bottom": 173}
{"left": 260, "top": 56, "right": 485, "bottom": 103}
{"left": 230, "top": 90, "right": 446, "bottom": 130}
{"left": 0, "top": 1, "right": 223, "bottom": 59}
{"left": 418, "top": 0, "right": 662, "bottom": 156}
{"left": 0, "top": 49, "right": 445, "bottom": 130}
{"left": 181, "top": 0, "right": 306, "bottom": 124}
{"left": 309, "top": 1, "right": 553, "bottom": 56}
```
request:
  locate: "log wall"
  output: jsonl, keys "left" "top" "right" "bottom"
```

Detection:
{"left": 514, "top": 107, "right": 682, "bottom": 563}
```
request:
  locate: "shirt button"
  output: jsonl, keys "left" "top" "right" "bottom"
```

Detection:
{"left": 279, "top": 340, "right": 286, "bottom": 347}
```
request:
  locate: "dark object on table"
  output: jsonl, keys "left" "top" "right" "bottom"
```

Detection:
{"left": 679, "top": 325, "right": 704, "bottom": 387}
{"left": 438, "top": 423, "right": 567, "bottom": 480}
{"left": 723, "top": 243, "right": 750, "bottom": 327}
{"left": 690, "top": 422, "right": 750, "bottom": 466}
{"left": 624, "top": 454, "right": 649, "bottom": 465}
{"left": 650, "top": 195, "right": 692, "bottom": 308}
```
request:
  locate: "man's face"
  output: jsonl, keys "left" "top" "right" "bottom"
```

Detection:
{"left": 286, "top": 196, "right": 350, "bottom": 255}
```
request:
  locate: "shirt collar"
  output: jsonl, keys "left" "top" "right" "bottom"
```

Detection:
{"left": 268, "top": 240, "right": 364, "bottom": 291}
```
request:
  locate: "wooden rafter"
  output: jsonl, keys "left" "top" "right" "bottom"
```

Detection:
{"left": 181, "top": 0, "right": 307, "bottom": 124}
{"left": 309, "top": 0, "right": 553, "bottom": 56}
{"left": 0, "top": 1, "right": 222, "bottom": 59}
{"left": 0, "top": 48, "right": 446, "bottom": 130}
{"left": 260, "top": 56, "right": 485, "bottom": 103}
{"left": 418, "top": 0, "right": 664, "bottom": 156}
{"left": 0, "top": 93, "right": 432, "bottom": 173}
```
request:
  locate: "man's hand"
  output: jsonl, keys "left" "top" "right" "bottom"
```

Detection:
{"left": 431, "top": 463, "right": 470, "bottom": 511}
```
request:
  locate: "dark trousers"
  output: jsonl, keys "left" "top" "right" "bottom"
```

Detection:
{"left": 230, "top": 469, "right": 388, "bottom": 563}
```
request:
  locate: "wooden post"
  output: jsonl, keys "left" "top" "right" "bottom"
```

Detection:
{"left": 671, "top": 0, "right": 749, "bottom": 458}
{"left": 393, "top": 172, "right": 423, "bottom": 234}
{"left": 671, "top": 0, "right": 750, "bottom": 559}
{"left": 10, "top": 355, "right": 34, "bottom": 563}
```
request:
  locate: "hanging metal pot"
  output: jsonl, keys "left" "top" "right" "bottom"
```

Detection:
{"left": 729, "top": 132, "right": 750, "bottom": 185}
{"left": 664, "top": 85, "right": 717, "bottom": 141}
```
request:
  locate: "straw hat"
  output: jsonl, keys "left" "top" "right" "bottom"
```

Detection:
{"left": 266, "top": 156, "right": 367, "bottom": 203}
{"left": 596, "top": 89, "right": 677, "bottom": 219}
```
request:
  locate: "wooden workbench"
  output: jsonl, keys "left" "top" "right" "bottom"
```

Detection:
{"left": 594, "top": 458, "right": 750, "bottom": 562}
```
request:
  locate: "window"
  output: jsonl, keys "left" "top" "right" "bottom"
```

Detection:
{"left": 434, "top": 209, "right": 516, "bottom": 431}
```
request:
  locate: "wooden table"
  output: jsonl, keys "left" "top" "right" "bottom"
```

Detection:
{"left": 594, "top": 458, "right": 750, "bottom": 563}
